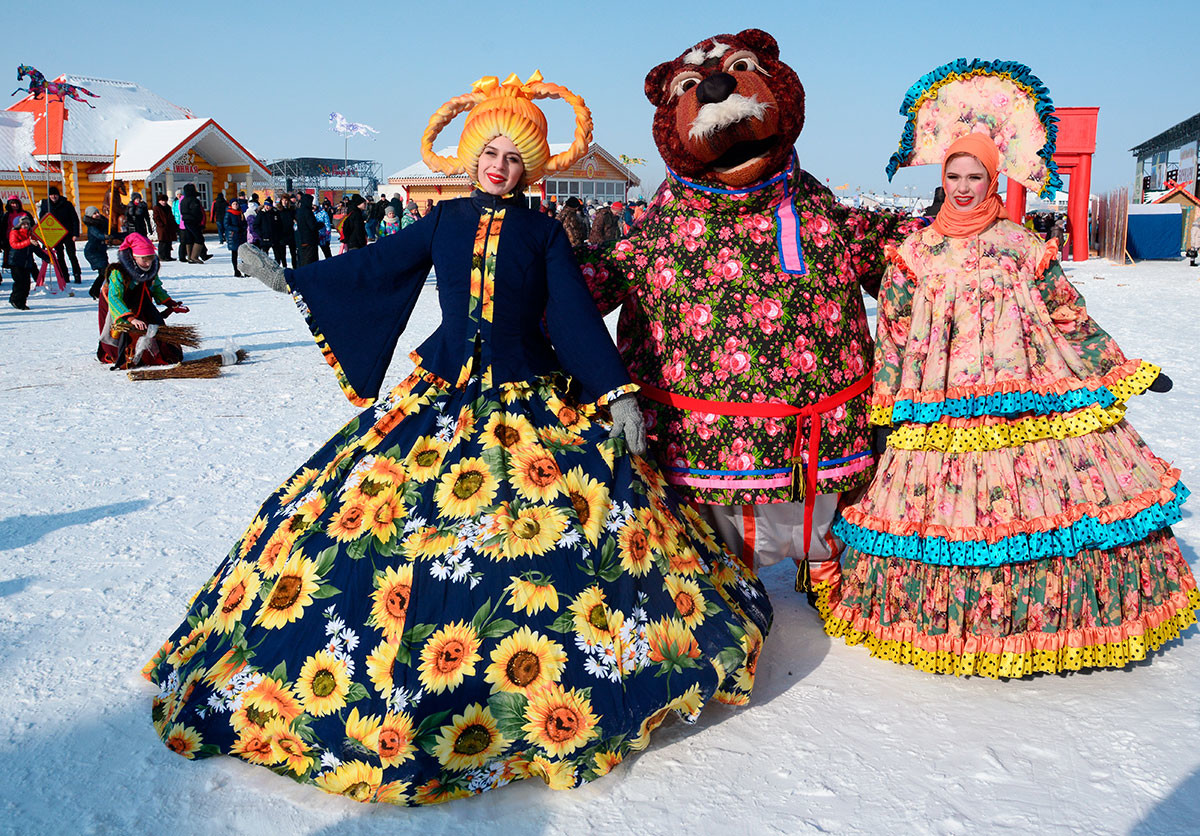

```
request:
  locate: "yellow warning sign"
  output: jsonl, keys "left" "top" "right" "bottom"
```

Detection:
{"left": 35, "top": 214, "right": 67, "bottom": 249}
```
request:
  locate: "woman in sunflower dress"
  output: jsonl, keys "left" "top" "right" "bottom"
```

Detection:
{"left": 143, "top": 73, "right": 772, "bottom": 806}
{"left": 821, "top": 133, "right": 1195, "bottom": 678}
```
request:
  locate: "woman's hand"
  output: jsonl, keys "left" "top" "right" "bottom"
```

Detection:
{"left": 608, "top": 394, "right": 647, "bottom": 456}
{"left": 128, "top": 317, "right": 147, "bottom": 330}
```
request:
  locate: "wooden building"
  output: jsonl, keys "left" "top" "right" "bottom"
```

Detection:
{"left": 387, "top": 142, "right": 640, "bottom": 209}
{"left": 3, "top": 75, "right": 269, "bottom": 229}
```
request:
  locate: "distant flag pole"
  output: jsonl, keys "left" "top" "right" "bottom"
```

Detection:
{"left": 329, "top": 112, "right": 379, "bottom": 196}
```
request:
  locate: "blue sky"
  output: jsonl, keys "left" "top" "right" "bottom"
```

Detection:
{"left": 10, "top": 0, "right": 1192, "bottom": 200}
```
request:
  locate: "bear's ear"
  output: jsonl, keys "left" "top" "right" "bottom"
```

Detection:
{"left": 733, "top": 28, "right": 779, "bottom": 60}
{"left": 644, "top": 60, "right": 675, "bottom": 107}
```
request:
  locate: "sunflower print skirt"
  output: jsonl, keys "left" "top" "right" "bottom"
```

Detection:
{"left": 143, "top": 366, "right": 773, "bottom": 806}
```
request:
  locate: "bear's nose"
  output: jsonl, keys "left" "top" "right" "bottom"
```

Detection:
{"left": 695, "top": 72, "right": 736, "bottom": 105}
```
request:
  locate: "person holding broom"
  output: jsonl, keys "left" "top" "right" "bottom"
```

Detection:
{"left": 96, "top": 232, "right": 190, "bottom": 368}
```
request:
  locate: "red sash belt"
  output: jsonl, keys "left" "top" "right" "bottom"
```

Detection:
{"left": 636, "top": 372, "right": 874, "bottom": 552}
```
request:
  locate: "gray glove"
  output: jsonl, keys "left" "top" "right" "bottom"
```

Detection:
{"left": 238, "top": 245, "right": 288, "bottom": 293}
{"left": 608, "top": 393, "right": 647, "bottom": 456}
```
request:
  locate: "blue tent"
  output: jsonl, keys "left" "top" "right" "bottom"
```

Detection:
{"left": 1127, "top": 204, "right": 1182, "bottom": 260}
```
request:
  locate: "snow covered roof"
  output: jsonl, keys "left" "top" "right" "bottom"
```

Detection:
{"left": 97, "top": 119, "right": 271, "bottom": 180}
{"left": 0, "top": 111, "right": 39, "bottom": 173}
{"left": 386, "top": 146, "right": 471, "bottom": 183}
{"left": 54, "top": 75, "right": 194, "bottom": 159}
{"left": 108, "top": 119, "right": 206, "bottom": 171}
{"left": 4, "top": 74, "right": 269, "bottom": 180}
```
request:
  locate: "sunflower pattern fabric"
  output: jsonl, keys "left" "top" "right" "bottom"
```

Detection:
{"left": 144, "top": 196, "right": 773, "bottom": 806}
{"left": 822, "top": 220, "right": 1196, "bottom": 678}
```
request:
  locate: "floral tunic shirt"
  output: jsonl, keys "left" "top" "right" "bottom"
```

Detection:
{"left": 578, "top": 155, "right": 920, "bottom": 505}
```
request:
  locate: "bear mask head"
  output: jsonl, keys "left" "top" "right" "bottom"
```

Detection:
{"left": 645, "top": 28, "right": 804, "bottom": 189}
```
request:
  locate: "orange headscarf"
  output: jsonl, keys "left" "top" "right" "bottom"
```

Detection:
{"left": 932, "top": 133, "right": 1007, "bottom": 238}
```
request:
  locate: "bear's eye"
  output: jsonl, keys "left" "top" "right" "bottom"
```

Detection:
{"left": 669, "top": 71, "right": 703, "bottom": 99}
{"left": 723, "top": 51, "right": 765, "bottom": 75}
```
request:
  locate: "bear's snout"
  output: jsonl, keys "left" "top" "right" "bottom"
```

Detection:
{"left": 696, "top": 73, "right": 737, "bottom": 105}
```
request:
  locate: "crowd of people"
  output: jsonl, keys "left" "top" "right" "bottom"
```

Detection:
{"left": 546, "top": 196, "right": 645, "bottom": 247}
{"left": 6, "top": 180, "right": 1195, "bottom": 318}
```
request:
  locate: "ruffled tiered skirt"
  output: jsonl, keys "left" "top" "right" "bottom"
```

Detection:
{"left": 824, "top": 361, "right": 1196, "bottom": 678}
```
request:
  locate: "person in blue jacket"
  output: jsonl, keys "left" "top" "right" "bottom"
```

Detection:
{"left": 314, "top": 199, "right": 333, "bottom": 259}
{"left": 224, "top": 198, "right": 248, "bottom": 277}
{"left": 144, "top": 73, "right": 771, "bottom": 808}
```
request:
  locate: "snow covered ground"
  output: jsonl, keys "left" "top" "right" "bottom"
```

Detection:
{"left": 2, "top": 243, "right": 1198, "bottom": 836}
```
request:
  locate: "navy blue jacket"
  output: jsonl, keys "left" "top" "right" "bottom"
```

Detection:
{"left": 285, "top": 193, "right": 632, "bottom": 406}
{"left": 224, "top": 206, "right": 248, "bottom": 248}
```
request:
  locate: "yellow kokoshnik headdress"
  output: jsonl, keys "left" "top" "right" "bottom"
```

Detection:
{"left": 421, "top": 71, "right": 593, "bottom": 186}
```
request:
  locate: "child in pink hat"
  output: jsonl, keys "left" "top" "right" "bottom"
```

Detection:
{"left": 96, "top": 232, "right": 190, "bottom": 367}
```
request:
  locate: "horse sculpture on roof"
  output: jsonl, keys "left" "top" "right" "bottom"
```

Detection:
{"left": 13, "top": 64, "right": 99, "bottom": 108}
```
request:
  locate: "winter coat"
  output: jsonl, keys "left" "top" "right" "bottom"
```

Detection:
{"left": 125, "top": 201, "right": 151, "bottom": 236}
{"left": 224, "top": 205, "right": 248, "bottom": 249}
{"left": 152, "top": 203, "right": 179, "bottom": 242}
{"left": 557, "top": 206, "right": 586, "bottom": 248}
{"left": 294, "top": 194, "right": 320, "bottom": 248}
{"left": 8, "top": 226, "right": 49, "bottom": 269}
{"left": 586, "top": 208, "right": 621, "bottom": 246}
{"left": 212, "top": 194, "right": 228, "bottom": 224}
{"left": 246, "top": 206, "right": 261, "bottom": 245}
{"left": 340, "top": 198, "right": 367, "bottom": 249}
{"left": 179, "top": 184, "right": 205, "bottom": 243}
{"left": 276, "top": 205, "right": 296, "bottom": 245}
{"left": 379, "top": 215, "right": 401, "bottom": 237}
{"left": 257, "top": 206, "right": 277, "bottom": 243}
{"left": 314, "top": 208, "right": 331, "bottom": 245}
{"left": 285, "top": 191, "right": 631, "bottom": 405}
{"left": 2, "top": 206, "right": 33, "bottom": 252}
{"left": 38, "top": 195, "right": 81, "bottom": 237}
{"left": 83, "top": 214, "right": 110, "bottom": 271}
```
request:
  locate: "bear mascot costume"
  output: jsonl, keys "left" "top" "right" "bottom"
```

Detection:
{"left": 577, "top": 28, "right": 921, "bottom": 602}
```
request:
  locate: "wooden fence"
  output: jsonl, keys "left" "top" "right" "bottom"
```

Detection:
{"left": 1096, "top": 188, "right": 1130, "bottom": 264}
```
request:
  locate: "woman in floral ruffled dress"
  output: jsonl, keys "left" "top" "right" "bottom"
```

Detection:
{"left": 143, "top": 73, "right": 771, "bottom": 805}
{"left": 822, "top": 132, "right": 1195, "bottom": 678}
